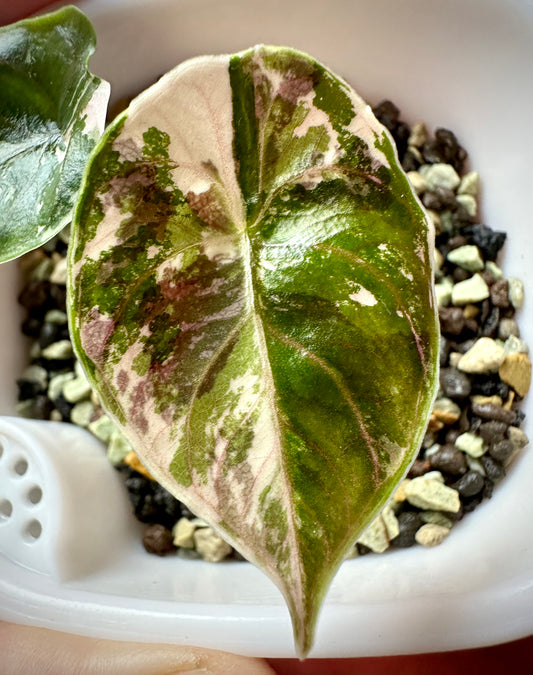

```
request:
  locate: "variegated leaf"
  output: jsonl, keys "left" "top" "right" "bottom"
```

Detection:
{"left": 0, "top": 6, "right": 109, "bottom": 263}
{"left": 68, "top": 46, "right": 439, "bottom": 657}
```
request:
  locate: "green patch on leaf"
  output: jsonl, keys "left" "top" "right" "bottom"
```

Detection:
{"left": 69, "top": 45, "right": 439, "bottom": 658}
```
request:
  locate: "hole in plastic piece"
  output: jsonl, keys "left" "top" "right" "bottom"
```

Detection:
{"left": 0, "top": 441, "right": 4, "bottom": 460}
{"left": 0, "top": 499, "right": 13, "bottom": 521}
{"left": 23, "top": 519, "right": 42, "bottom": 541}
{"left": 13, "top": 457, "right": 28, "bottom": 476}
{"left": 27, "top": 485, "right": 43, "bottom": 505}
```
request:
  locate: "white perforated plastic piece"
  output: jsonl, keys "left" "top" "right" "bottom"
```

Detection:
{"left": 0, "top": 417, "right": 136, "bottom": 580}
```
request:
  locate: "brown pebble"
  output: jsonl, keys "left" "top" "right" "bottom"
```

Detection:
{"left": 480, "top": 269, "right": 496, "bottom": 286}
{"left": 408, "top": 459, "right": 431, "bottom": 477}
{"left": 489, "top": 279, "right": 510, "bottom": 308}
{"left": 142, "top": 524, "right": 175, "bottom": 556}
{"left": 478, "top": 420, "right": 508, "bottom": 446}
{"left": 471, "top": 402, "right": 516, "bottom": 425}
{"left": 498, "top": 352, "right": 531, "bottom": 397}
{"left": 439, "top": 307, "right": 465, "bottom": 335}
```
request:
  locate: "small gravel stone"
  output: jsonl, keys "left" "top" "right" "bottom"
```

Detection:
{"left": 40, "top": 339, "right": 73, "bottom": 360}
{"left": 142, "top": 523, "right": 175, "bottom": 556}
{"left": 455, "top": 432, "right": 485, "bottom": 458}
{"left": 431, "top": 398, "right": 461, "bottom": 426}
{"left": 415, "top": 523, "right": 450, "bottom": 547}
{"left": 480, "top": 455, "right": 505, "bottom": 482}
{"left": 435, "top": 278, "right": 454, "bottom": 307}
{"left": 447, "top": 245, "right": 484, "bottom": 272}
{"left": 484, "top": 261, "right": 503, "bottom": 280}
{"left": 478, "top": 421, "right": 508, "bottom": 446}
{"left": 193, "top": 527, "right": 233, "bottom": 562}
{"left": 392, "top": 479, "right": 410, "bottom": 504}
{"left": 471, "top": 402, "right": 516, "bottom": 424}
{"left": 429, "top": 444, "right": 468, "bottom": 475}
{"left": 357, "top": 512, "right": 395, "bottom": 553}
{"left": 498, "top": 318, "right": 520, "bottom": 341}
{"left": 172, "top": 517, "right": 197, "bottom": 549}
{"left": 62, "top": 376, "right": 93, "bottom": 403}
{"left": 471, "top": 394, "right": 503, "bottom": 407}
{"left": 439, "top": 306, "right": 465, "bottom": 335}
{"left": 405, "top": 475, "right": 461, "bottom": 512}
{"left": 70, "top": 400, "right": 94, "bottom": 427}
{"left": 408, "top": 121, "right": 428, "bottom": 147}
{"left": 49, "top": 257, "right": 68, "bottom": 285}
{"left": 390, "top": 511, "right": 424, "bottom": 548}
{"left": 504, "top": 335, "right": 529, "bottom": 356}
{"left": 451, "top": 273, "right": 490, "bottom": 305}
{"left": 406, "top": 170, "right": 427, "bottom": 194}
{"left": 462, "top": 223, "right": 506, "bottom": 261}
{"left": 439, "top": 367, "right": 471, "bottom": 399}
{"left": 20, "top": 364, "right": 48, "bottom": 390}
{"left": 457, "top": 170, "right": 479, "bottom": 196}
{"left": 507, "top": 277, "right": 524, "bottom": 309}
{"left": 47, "top": 372, "right": 74, "bottom": 401}
{"left": 107, "top": 431, "right": 132, "bottom": 464}
{"left": 488, "top": 439, "right": 515, "bottom": 463}
{"left": 498, "top": 353, "right": 531, "bottom": 397}
{"left": 507, "top": 425, "right": 529, "bottom": 449}
{"left": 457, "top": 337, "right": 505, "bottom": 374}
{"left": 44, "top": 308, "right": 68, "bottom": 324}
{"left": 88, "top": 414, "right": 116, "bottom": 443}
{"left": 489, "top": 280, "right": 509, "bottom": 308}
{"left": 420, "top": 511, "right": 454, "bottom": 528}
{"left": 455, "top": 194, "right": 477, "bottom": 218}
{"left": 452, "top": 470, "right": 485, "bottom": 497}
{"left": 419, "top": 162, "right": 461, "bottom": 191}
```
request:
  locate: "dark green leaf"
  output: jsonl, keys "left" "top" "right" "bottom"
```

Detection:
{"left": 0, "top": 6, "right": 109, "bottom": 262}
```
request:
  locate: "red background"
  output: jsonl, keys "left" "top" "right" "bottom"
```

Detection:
{"left": 2, "top": 1, "right": 532, "bottom": 673}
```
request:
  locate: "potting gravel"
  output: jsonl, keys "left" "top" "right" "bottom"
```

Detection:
{"left": 15, "top": 99, "right": 530, "bottom": 560}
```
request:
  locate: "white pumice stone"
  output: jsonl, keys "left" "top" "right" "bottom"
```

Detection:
{"left": 446, "top": 245, "right": 484, "bottom": 272}
{"left": 484, "top": 260, "right": 503, "bottom": 280}
{"left": 70, "top": 400, "right": 94, "bottom": 428}
{"left": 457, "top": 337, "right": 506, "bottom": 374}
{"left": 451, "top": 273, "right": 490, "bottom": 305}
{"left": 457, "top": 170, "right": 480, "bottom": 195}
{"left": 408, "top": 121, "right": 428, "bottom": 147}
{"left": 435, "top": 277, "right": 454, "bottom": 307}
{"left": 193, "top": 527, "right": 233, "bottom": 562}
{"left": 49, "top": 257, "right": 68, "bottom": 285}
{"left": 63, "top": 376, "right": 93, "bottom": 404}
{"left": 508, "top": 277, "right": 525, "bottom": 309}
{"left": 41, "top": 339, "right": 74, "bottom": 360}
{"left": 406, "top": 170, "right": 427, "bottom": 195}
{"left": 504, "top": 335, "right": 529, "bottom": 356}
{"left": 455, "top": 431, "right": 486, "bottom": 458}
{"left": 405, "top": 475, "right": 461, "bottom": 512}
{"left": 419, "top": 162, "right": 461, "bottom": 191}
{"left": 455, "top": 193, "right": 477, "bottom": 217}
{"left": 107, "top": 430, "right": 132, "bottom": 464}
{"left": 172, "top": 517, "right": 197, "bottom": 549}
{"left": 48, "top": 372, "right": 75, "bottom": 400}
{"left": 415, "top": 523, "right": 451, "bottom": 547}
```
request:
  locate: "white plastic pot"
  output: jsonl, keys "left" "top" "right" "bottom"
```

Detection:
{"left": 0, "top": 0, "right": 532, "bottom": 658}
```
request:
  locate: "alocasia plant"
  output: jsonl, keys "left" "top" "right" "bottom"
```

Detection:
{"left": 0, "top": 6, "right": 109, "bottom": 262}
{"left": 67, "top": 46, "right": 439, "bottom": 656}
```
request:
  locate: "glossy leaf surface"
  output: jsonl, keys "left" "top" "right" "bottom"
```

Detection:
{"left": 69, "top": 46, "right": 439, "bottom": 657}
{"left": 0, "top": 6, "right": 109, "bottom": 262}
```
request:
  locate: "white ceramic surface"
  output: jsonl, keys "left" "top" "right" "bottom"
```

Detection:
{"left": 0, "top": 0, "right": 532, "bottom": 658}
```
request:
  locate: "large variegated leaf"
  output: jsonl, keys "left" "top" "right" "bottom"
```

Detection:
{"left": 68, "top": 46, "right": 439, "bottom": 657}
{"left": 0, "top": 6, "right": 109, "bottom": 263}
